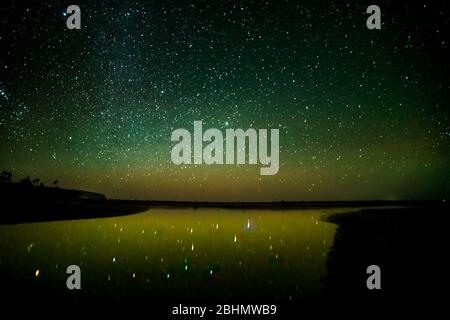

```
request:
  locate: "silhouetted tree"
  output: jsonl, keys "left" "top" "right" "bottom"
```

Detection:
{"left": 0, "top": 171, "right": 12, "bottom": 183}
{"left": 53, "top": 180, "right": 59, "bottom": 187}
{"left": 20, "top": 176, "right": 33, "bottom": 187}
{"left": 32, "top": 178, "right": 40, "bottom": 186}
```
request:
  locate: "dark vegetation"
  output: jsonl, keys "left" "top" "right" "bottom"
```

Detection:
{"left": 0, "top": 170, "right": 147, "bottom": 224}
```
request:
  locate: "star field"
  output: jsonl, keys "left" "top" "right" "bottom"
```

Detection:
{"left": 1, "top": 0, "right": 449, "bottom": 200}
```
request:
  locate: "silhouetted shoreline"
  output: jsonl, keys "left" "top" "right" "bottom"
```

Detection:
{"left": 1, "top": 197, "right": 445, "bottom": 224}
{"left": 1, "top": 175, "right": 446, "bottom": 224}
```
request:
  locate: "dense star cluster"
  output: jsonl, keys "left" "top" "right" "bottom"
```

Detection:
{"left": 0, "top": 0, "right": 449, "bottom": 200}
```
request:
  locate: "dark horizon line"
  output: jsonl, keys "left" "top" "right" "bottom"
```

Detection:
{"left": 105, "top": 198, "right": 446, "bottom": 208}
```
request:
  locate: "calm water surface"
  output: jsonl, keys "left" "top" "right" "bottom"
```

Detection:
{"left": 0, "top": 208, "right": 356, "bottom": 301}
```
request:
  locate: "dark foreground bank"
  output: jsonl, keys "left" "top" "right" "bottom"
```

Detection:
{"left": 322, "top": 205, "right": 445, "bottom": 305}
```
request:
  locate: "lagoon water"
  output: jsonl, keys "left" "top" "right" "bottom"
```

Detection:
{"left": 0, "top": 208, "right": 353, "bottom": 301}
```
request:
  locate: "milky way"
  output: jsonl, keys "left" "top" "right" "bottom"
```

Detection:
{"left": 0, "top": 0, "right": 449, "bottom": 200}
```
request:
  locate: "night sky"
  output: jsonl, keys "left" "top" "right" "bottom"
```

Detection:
{"left": 1, "top": 0, "right": 449, "bottom": 201}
